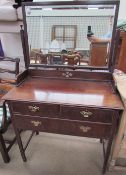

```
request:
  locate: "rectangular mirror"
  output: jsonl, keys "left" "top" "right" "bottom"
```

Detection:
{"left": 22, "top": 0, "right": 119, "bottom": 70}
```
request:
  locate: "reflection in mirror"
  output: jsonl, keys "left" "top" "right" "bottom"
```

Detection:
{"left": 25, "top": 4, "right": 115, "bottom": 67}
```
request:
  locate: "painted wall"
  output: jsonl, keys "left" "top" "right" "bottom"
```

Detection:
{"left": 118, "top": 0, "right": 126, "bottom": 19}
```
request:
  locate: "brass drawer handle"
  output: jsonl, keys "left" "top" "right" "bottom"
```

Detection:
{"left": 80, "top": 126, "right": 91, "bottom": 133}
{"left": 80, "top": 110, "right": 92, "bottom": 118}
{"left": 31, "top": 121, "right": 41, "bottom": 127}
{"left": 28, "top": 105, "right": 39, "bottom": 112}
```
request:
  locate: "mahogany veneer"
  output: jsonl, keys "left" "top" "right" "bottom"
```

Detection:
{"left": 3, "top": 69, "right": 123, "bottom": 174}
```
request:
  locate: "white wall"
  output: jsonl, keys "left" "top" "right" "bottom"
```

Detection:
{"left": 118, "top": 0, "right": 126, "bottom": 19}
{"left": 1, "top": 33, "right": 23, "bottom": 58}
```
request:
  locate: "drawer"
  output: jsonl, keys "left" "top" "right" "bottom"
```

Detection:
{"left": 60, "top": 105, "right": 113, "bottom": 123}
{"left": 13, "top": 115, "right": 111, "bottom": 139}
{"left": 11, "top": 102, "right": 59, "bottom": 118}
{"left": 13, "top": 115, "right": 46, "bottom": 131}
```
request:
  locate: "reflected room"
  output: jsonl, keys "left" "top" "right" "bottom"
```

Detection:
{"left": 25, "top": 4, "right": 115, "bottom": 67}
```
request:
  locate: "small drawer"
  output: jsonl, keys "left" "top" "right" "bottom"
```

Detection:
{"left": 11, "top": 101, "right": 59, "bottom": 118}
{"left": 60, "top": 105, "right": 113, "bottom": 123}
{"left": 13, "top": 115, "right": 111, "bottom": 139}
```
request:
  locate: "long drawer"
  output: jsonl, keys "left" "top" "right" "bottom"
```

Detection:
{"left": 60, "top": 105, "right": 113, "bottom": 123}
{"left": 11, "top": 102, "right": 59, "bottom": 118}
{"left": 13, "top": 115, "right": 111, "bottom": 139}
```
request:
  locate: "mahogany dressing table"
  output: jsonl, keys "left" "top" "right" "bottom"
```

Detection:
{"left": 3, "top": 0, "right": 123, "bottom": 174}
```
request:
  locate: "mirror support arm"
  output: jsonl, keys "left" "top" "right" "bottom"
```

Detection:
{"left": 20, "top": 26, "right": 29, "bottom": 69}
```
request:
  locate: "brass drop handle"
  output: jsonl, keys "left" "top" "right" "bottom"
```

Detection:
{"left": 80, "top": 110, "right": 92, "bottom": 118}
{"left": 28, "top": 105, "right": 39, "bottom": 112}
{"left": 31, "top": 120, "right": 41, "bottom": 127}
{"left": 80, "top": 126, "right": 91, "bottom": 133}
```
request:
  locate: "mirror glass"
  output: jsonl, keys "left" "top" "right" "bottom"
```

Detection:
{"left": 24, "top": 3, "right": 116, "bottom": 68}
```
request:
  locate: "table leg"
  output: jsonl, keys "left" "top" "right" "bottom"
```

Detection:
{"left": 102, "top": 112, "right": 118, "bottom": 174}
{"left": 14, "top": 127, "right": 27, "bottom": 162}
{"left": 36, "top": 131, "right": 39, "bottom": 135}
{"left": 102, "top": 136, "right": 113, "bottom": 173}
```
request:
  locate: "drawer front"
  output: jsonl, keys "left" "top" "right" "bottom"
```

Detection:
{"left": 11, "top": 102, "right": 59, "bottom": 117}
{"left": 13, "top": 115, "right": 111, "bottom": 139}
{"left": 60, "top": 105, "right": 112, "bottom": 123}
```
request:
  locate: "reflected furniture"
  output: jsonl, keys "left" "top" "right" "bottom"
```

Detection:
{"left": 30, "top": 50, "right": 81, "bottom": 65}
{"left": 30, "top": 49, "right": 48, "bottom": 64}
{"left": 0, "top": 56, "right": 20, "bottom": 163}
{"left": 89, "top": 42, "right": 110, "bottom": 66}
{"left": 62, "top": 53, "right": 81, "bottom": 65}
{"left": 48, "top": 52, "right": 63, "bottom": 65}
{"left": 48, "top": 52, "right": 81, "bottom": 65}
{"left": 2, "top": 1, "right": 123, "bottom": 174}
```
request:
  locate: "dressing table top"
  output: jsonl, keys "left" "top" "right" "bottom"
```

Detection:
{"left": 3, "top": 76, "right": 123, "bottom": 110}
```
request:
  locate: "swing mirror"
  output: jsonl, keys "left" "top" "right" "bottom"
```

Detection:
{"left": 22, "top": 0, "right": 119, "bottom": 71}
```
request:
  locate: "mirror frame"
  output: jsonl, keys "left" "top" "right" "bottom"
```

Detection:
{"left": 22, "top": 0, "right": 120, "bottom": 72}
